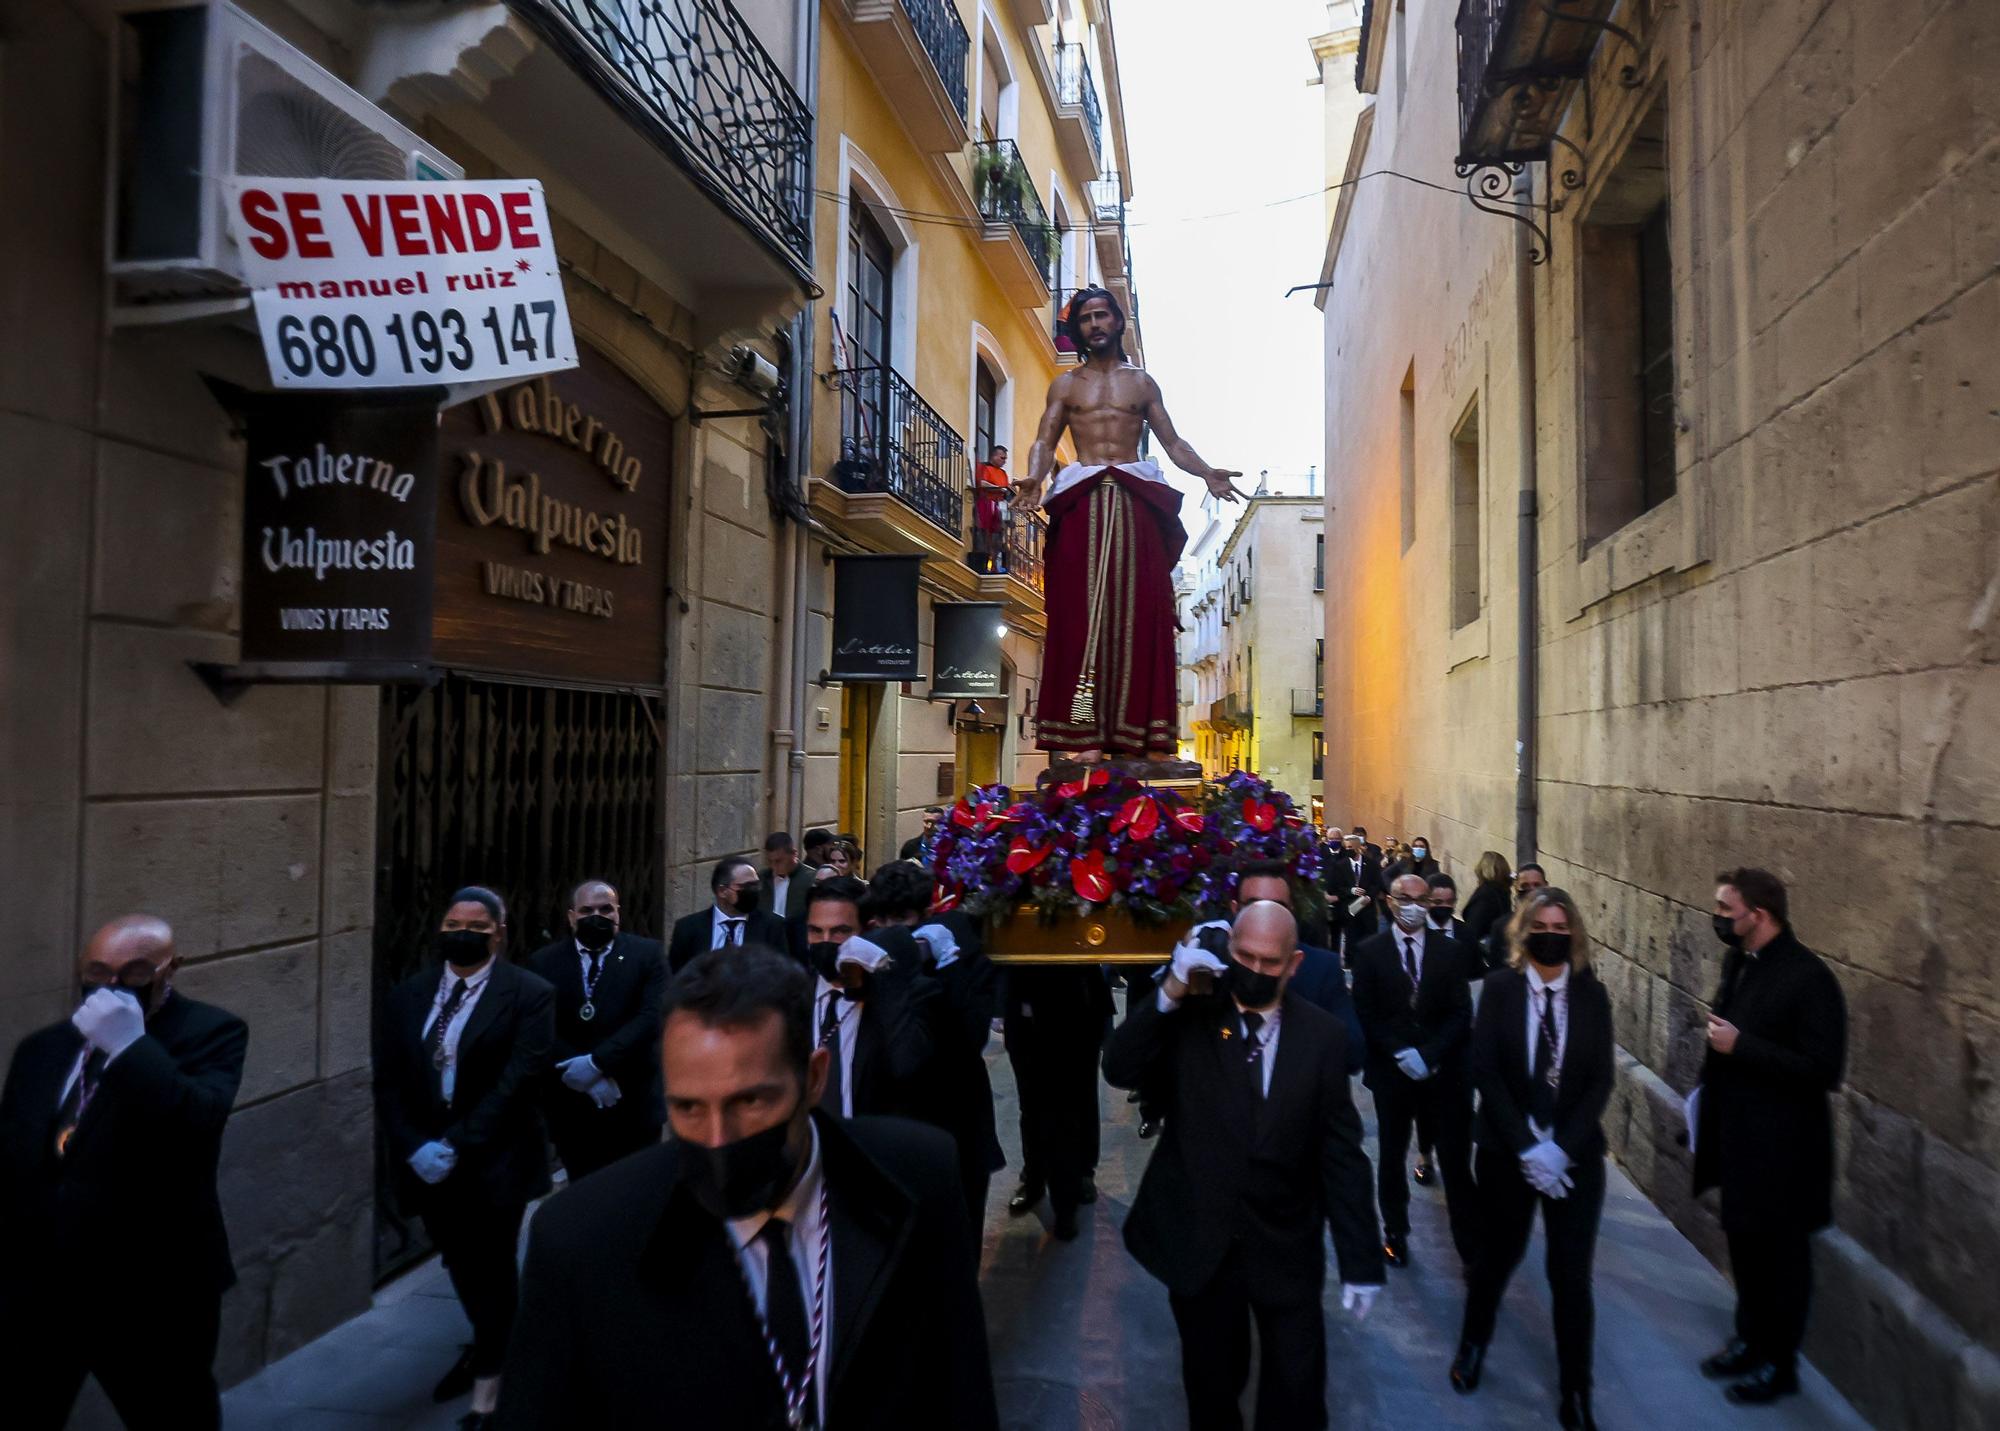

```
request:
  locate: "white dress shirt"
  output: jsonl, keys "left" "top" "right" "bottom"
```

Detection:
{"left": 1395, "top": 922, "right": 1429, "bottom": 983}
{"left": 726, "top": 1122, "right": 832, "bottom": 1428}
{"left": 712, "top": 904, "right": 749, "bottom": 950}
{"left": 1525, "top": 964, "right": 1571, "bottom": 1138}
{"left": 771, "top": 872, "right": 792, "bottom": 918}
{"left": 813, "top": 978, "right": 863, "bottom": 1118}
{"left": 576, "top": 937, "right": 615, "bottom": 986}
{"left": 421, "top": 957, "right": 495, "bottom": 1102}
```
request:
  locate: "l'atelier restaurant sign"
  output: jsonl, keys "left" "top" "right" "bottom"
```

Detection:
{"left": 930, "top": 602, "right": 1004, "bottom": 699}
{"left": 434, "top": 346, "right": 671, "bottom": 686}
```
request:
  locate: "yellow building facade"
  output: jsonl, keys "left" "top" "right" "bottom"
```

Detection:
{"left": 800, "top": 0, "right": 1144, "bottom": 865}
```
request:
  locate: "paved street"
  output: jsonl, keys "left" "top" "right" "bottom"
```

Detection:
{"left": 221, "top": 993, "right": 1868, "bottom": 1430}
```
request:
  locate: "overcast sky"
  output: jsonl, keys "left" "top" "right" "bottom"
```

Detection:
{"left": 1116, "top": 0, "right": 1332, "bottom": 499}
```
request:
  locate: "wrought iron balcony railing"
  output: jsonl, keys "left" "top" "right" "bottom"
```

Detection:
{"left": 901, "top": 0, "right": 971, "bottom": 121}
{"left": 522, "top": 0, "right": 813, "bottom": 270}
{"left": 1455, "top": 0, "right": 1623, "bottom": 166}
{"left": 1087, "top": 171, "right": 1124, "bottom": 228}
{"left": 1054, "top": 41, "right": 1103, "bottom": 160}
{"left": 1291, "top": 688, "right": 1325, "bottom": 718}
{"left": 830, "top": 364, "right": 968, "bottom": 538}
{"left": 972, "top": 140, "right": 1056, "bottom": 285}
{"left": 1001, "top": 512, "right": 1046, "bottom": 592}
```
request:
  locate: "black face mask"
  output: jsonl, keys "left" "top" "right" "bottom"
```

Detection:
{"left": 1427, "top": 907, "right": 1454, "bottom": 928}
{"left": 1525, "top": 932, "right": 1572, "bottom": 967}
{"left": 574, "top": 913, "right": 617, "bottom": 949}
{"left": 1225, "top": 961, "right": 1283, "bottom": 1012}
{"left": 1713, "top": 914, "right": 1745, "bottom": 949}
{"left": 734, "top": 885, "right": 764, "bottom": 915}
{"left": 82, "top": 981, "right": 155, "bottom": 1017}
{"left": 807, "top": 941, "right": 844, "bottom": 984}
{"left": 679, "top": 1104, "right": 808, "bottom": 1220}
{"left": 439, "top": 929, "right": 491, "bottom": 967}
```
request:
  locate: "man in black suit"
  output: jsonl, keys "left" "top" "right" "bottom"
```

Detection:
{"left": 377, "top": 886, "right": 554, "bottom": 1425}
{"left": 1350, "top": 873, "right": 1479, "bottom": 1269}
{"left": 1328, "top": 830, "right": 1385, "bottom": 950}
{"left": 861, "top": 863, "right": 1005, "bottom": 1260}
{"left": 802, "top": 877, "right": 935, "bottom": 1124}
{"left": 760, "top": 832, "right": 814, "bottom": 923}
{"left": 1002, "top": 957, "right": 1114, "bottom": 1240}
{"left": 1104, "top": 901, "right": 1384, "bottom": 1430}
{"left": 528, "top": 879, "right": 668, "bottom": 1183}
{"left": 897, "top": 806, "right": 945, "bottom": 862}
{"left": 1235, "top": 859, "right": 1363, "bottom": 1075}
{"left": 496, "top": 947, "right": 999, "bottom": 1430}
{"left": 0, "top": 914, "right": 248, "bottom": 1431}
{"left": 668, "top": 857, "right": 789, "bottom": 972}
{"left": 1693, "top": 868, "right": 1848, "bottom": 1406}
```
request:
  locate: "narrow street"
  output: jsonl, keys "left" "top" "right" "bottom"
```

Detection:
{"left": 219, "top": 990, "right": 1865, "bottom": 1431}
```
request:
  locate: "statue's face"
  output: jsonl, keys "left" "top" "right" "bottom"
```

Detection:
{"left": 1077, "top": 297, "right": 1121, "bottom": 351}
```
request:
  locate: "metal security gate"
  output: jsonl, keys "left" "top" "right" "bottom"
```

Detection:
{"left": 371, "top": 672, "right": 663, "bottom": 1278}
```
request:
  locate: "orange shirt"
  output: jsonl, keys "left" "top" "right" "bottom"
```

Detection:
{"left": 976, "top": 463, "right": 1008, "bottom": 491}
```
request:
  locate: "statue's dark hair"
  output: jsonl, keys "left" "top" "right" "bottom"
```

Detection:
{"left": 1061, "top": 286, "right": 1128, "bottom": 359}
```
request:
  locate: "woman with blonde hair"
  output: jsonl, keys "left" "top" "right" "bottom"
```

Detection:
{"left": 1449, "top": 886, "right": 1614, "bottom": 1430}
{"left": 1460, "top": 851, "right": 1514, "bottom": 965}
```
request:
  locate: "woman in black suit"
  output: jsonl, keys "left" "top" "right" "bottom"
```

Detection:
{"left": 1459, "top": 850, "right": 1514, "bottom": 965}
{"left": 376, "top": 886, "right": 555, "bottom": 1430}
{"left": 1449, "top": 886, "right": 1614, "bottom": 1431}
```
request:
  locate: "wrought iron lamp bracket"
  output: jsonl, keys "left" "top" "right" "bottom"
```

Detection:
{"left": 1541, "top": 1, "right": 1645, "bottom": 88}
{"left": 1545, "top": 132, "right": 1588, "bottom": 213}
{"left": 1455, "top": 160, "right": 1554, "bottom": 265}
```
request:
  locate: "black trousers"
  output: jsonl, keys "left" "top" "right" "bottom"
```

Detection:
{"left": 1007, "top": 1029, "right": 1101, "bottom": 1213}
{"left": 1371, "top": 1069, "right": 1477, "bottom": 1262}
{"left": 1168, "top": 1245, "right": 1326, "bottom": 1431}
{"left": 547, "top": 1096, "right": 661, "bottom": 1184}
{"left": 424, "top": 1192, "right": 529, "bottom": 1378}
{"left": 1460, "top": 1149, "right": 1606, "bottom": 1395}
{"left": 10, "top": 1275, "right": 222, "bottom": 1431}
{"left": 1728, "top": 1221, "right": 1814, "bottom": 1371}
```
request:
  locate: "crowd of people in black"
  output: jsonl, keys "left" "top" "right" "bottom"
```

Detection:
{"left": 0, "top": 820, "right": 1847, "bottom": 1431}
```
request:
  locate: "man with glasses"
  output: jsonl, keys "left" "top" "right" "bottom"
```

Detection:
{"left": 1350, "top": 874, "right": 1479, "bottom": 1271}
{"left": 1, "top": 915, "right": 249, "bottom": 1430}
{"left": 529, "top": 880, "right": 669, "bottom": 1183}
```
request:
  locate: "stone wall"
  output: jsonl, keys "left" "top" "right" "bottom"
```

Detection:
{"left": 1317, "top": 1, "right": 2000, "bottom": 1425}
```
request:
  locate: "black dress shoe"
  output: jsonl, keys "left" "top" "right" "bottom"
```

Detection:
{"left": 1383, "top": 1235, "right": 1410, "bottom": 1268}
{"left": 1007, "top": 1182, "right": 1044, "bottom": 1215}
{"left": 1413, "top": 1156, "right": 1434, "bottom": 1186}
{"left": 1448, "top": 1341, "right": 1485, "bottom": 1393}
{"left": 432, "top": 1346, "right": 476, "bottom": 1403}
{"left": 1558, "top": 1389, "right": 1597, "bottom": 1429}
{"left": 1725, "top": 1363, "right": 1800, "bottom": 1404}
{"left": 1077, "top": 1175, "right": 1099, "bottom": 1204}
{"left": 1052, "top": 1206, "right": 1080, "bottom": 1241}
{"left": 1138, "top": 1117, "right": 1161, "bottom": 1139}
{"left": 1700, "top": 1338, "right": 1759, "bottom": 1379}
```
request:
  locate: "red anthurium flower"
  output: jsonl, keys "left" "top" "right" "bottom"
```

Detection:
{"left": 950, "top": 799, "right": 981, "bottom": 829}
{"left": 1054, "top": 767, "right": 1111, "bottom": 801}
{"left": 928, "top": 892, "right": 960, "bottom": 914}
{"left": 1071, "top": 849, "right": 1113, "bottom": 903}
{"left": 1005, "top": 836, "right": 1054, "bottom": 874}
{"left": 1001, "top": 802, "right": 1034, "bottom": 823}
{"left": 1242, "top": 798, "right": 1278, "bottom": 833}
{"left": 1129, "top": 798, "right": 1161, "bottom": 841}
{"left": 1172, "top": 807, "right": 1206, "bottom": 835}
{"left": 1282, "top": 813, "right": 1305, "bottom": 828}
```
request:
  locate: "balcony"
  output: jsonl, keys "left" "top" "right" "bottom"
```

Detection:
{"left": 838, "top": 0, "right": 970, "bottom": 152}
{"left": 827, "top": 365, "right": 968, "bottom": 540}
{"left": 973, "top": 140, "right": 1056, "bottom": 305}
{"left": 463, "top": 0, "right": 811, "bottom": 311}
{"left": 1052, "top": 41, "right": 1103, "bottom": 177}
{"left": 975, "top": 513, "right": 1049, "bottom": 634}
{"left": 1209, "top": 694, "right": 1251, "bottom": 731}
{"left": 1455, "top": 0, "right": 1622, "bottom": 165}
{"left": 1087, "top": 171, "right": 1128, "bottom": 276}
{"left": 1291, "top": 689, "right": 1325, "bottom": 718}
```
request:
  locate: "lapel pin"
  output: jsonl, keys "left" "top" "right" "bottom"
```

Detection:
{"left": 1221, "top": 1026, "right": 1233, "bottom": 1040}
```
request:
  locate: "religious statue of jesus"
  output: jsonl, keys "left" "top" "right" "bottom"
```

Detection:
{"left": 1013, "top": 287, "right": 1247, "bottom": 764}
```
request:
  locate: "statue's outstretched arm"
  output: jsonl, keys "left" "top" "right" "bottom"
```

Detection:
{"left": 1145, "top": 377, "right": 1247, "bottom": 502}
{"left": 1016, "top": 378, "right": 1070, "bottom": 513}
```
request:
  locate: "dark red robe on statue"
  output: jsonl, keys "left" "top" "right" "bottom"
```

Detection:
{"left": 1035, "top": 463, "right": 1187, "bottom": 757}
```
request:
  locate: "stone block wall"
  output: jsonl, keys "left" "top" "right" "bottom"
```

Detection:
{"left": 1318, "top": 0, "right": 2000, "bottom": 1424}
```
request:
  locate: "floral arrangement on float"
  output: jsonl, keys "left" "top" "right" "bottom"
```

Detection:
{"left": 927, "top": 769, "right": 1326, "bottom": 939}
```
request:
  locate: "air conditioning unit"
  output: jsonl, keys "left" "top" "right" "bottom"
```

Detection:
{"left": 108, "top": 1, "right": 462, "bottom": 317}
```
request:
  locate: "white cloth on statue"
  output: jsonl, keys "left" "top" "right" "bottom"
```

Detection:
{"left": 1047, "top": 458, "right": 1169, "bottom": 501}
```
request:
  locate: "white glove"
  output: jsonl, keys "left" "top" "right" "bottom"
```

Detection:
{"left": 1520, "top": 1138, "right": 1574, "bottom": 1198}
{"left": 72, "top": 988, "right": 147, "bottom": 1060}
{"left": 1168, "top": 930, "right": 1228, "bottom": 989}
{"left": 912, "top": 923, "right": 960, "bottom": 970}
{"left": 559, "top": 1055, "right": 601, "bottom": 1093}
{"left": 409, "top": 1140, "right": 457, "bottom": 1185}
{"left": 586, "top": 1075, "right": 623, "bottom": 1109}
{"left": 1393, "top": 1047, "right": 1430, "bottom": 1081}
{"left": 1341, "top": 1283, "right": 1382, "bottom": 1320}
{"left": 836, "top": 935, "right": 893, "bottom": 975}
